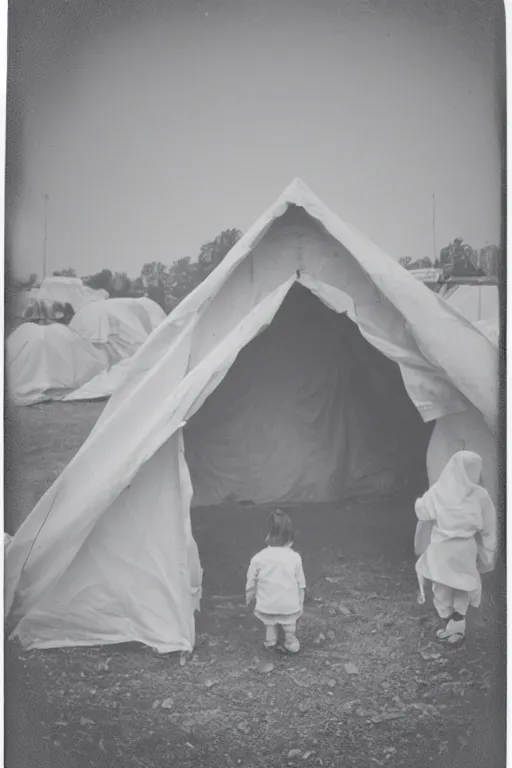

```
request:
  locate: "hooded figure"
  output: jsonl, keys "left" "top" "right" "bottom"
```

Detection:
{"left": 414, "top": 450, "right": 497, "bottom": 645}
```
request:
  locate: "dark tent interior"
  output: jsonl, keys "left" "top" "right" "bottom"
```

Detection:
{"left": 185, "top": 284, "right": 432, "bottom": 508}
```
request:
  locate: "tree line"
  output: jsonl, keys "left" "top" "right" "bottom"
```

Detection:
{"left": 12, "top": 233, "right": 500, "bottom": 315}
{"left": 13, "top": 228, "right": 243, "bottom": 313}
{"left": 399, "top": 238, "right": 500, "bottom": 279}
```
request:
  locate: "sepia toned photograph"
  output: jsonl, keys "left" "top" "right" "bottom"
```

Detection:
{"left": 4, "top": 1, "right": 505, "bottom": 766}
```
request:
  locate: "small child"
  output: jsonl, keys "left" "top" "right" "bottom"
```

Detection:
{"left": 414, "top": 450, "right": 497, "bottom": 645}
{"left": 246, "top": 509, "right": 306, "bottom": 653}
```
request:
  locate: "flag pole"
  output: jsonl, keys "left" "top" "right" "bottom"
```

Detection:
{"left": 43, "top": 193, "right": 49, "bottom": 278}
{"left": 432, "top": 193, "right": 437, "bottom": 264}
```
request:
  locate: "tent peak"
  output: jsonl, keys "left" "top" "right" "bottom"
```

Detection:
{"left": 281, "top": 177, "right": 312, "bottom": 198}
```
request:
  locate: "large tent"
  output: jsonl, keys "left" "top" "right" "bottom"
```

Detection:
{"left": 5, "top": 179, "right": 497, "bottom": 653}
{"left": 6, "top": 323, "right": 107, "bottom": 406}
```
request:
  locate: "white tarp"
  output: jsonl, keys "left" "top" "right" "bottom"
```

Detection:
{"left": 5, "top": 178, "right": 498, "bottom": 653}
{"left": 69, "top": 298, "right": 156, "bottom": 366}
{"left": 6, "top": 323, "right": 107, "bottom": 406}
{"left": 37, "top": 277, "right": 109, "bottom": 313}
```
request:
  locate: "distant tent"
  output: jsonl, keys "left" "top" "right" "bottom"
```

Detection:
{"left": 475, "top": 317, "right": 499, "bottom": 346}
{"left": 69, "top": 298, "right": 157, "bottom": 366}
{"left": 442, "top": 284, "right": 499, "bottom": 323}
{"left": 63, "top": 299, "right": 166, "bottom": 402}
{"left": 64, "top": 357, "right": 134, "bottom": 402}
{"left": 138, "top": 296, "right": 167, "bottom": 327}
{"left": 5, "top": 179, "right": 497, "bottom": 653}
{"left": 6, "top": 323, "right": 106, "bottom": 406}
{"left": 37, "top": 277, "right": 108, "bottom": 313}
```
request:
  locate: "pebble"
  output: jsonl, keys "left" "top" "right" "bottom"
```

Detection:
{"left": 287, "top": 749, "right": 303, "bottom": 758}
{"left": 161, "top": 698, "right": 173, "bottom": 709}
{"left": 258, "top": 661, "right": 275, "bottom": 674}
{"left": 344, "top": 662, "right": 359, "bottom": 675}
{"left": 79, "top": 716, "right": 94, "bottom": 726}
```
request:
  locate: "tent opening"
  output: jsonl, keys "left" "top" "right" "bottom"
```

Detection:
{"left": 184, "top": 283, "right": 432, "bottom": 507}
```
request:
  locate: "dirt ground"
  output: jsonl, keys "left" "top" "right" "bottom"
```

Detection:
{"left": 4, "top": 402, "right": 505, "bottom": 768}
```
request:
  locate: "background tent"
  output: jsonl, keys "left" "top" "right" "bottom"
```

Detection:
{"left": 138, "top": 296, "right": 167, "bottom": 327}
{"left": 63, "top": 299, "right": 166, "bottom": 401}
{"left": 6, "top": 323, "right": 106, "bottom": 406}
{"left": 475, "top": 317, "right": 499, "bottom": 346}
{"left": 442, "top": 284, "right": 499, "bottom": 323}
{"left": 37, "top": 276, "right": 109, "bottom": 313}
{"left": 5, "top": 179, "right": 497, "bottom": 654}
{"left": 69, "top": 297, "right": 159, "bottom": 366}
{"left": 64, "top": 357, "right": 134, "bottom": 402}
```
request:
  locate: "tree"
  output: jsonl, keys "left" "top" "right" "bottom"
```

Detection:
{"left": 477, "top": 245, "right": 499, "bottom": 277}
{"left": 195, "top": 228, "right": 242, "bottom": 283}
{"left": 398, "top": 256, "right": 435, "bottom": 271}
{"left": 52, "top": 267, "right": 77, "bottom": 277}
{"left": 83, "top": 269, "right": 114, "bottom": 293}
{"left": 140, "top": 262, "right": 170, "bottom": 311}
{"left": 110, "top": 272, "right": 133, "bottom": 297}
{"left": 439, "top": 238, "right": 484, "bottom": 278}
{"left": 166, "top": 257, "right": 197, "bottom": 302}
{"left": 140, "top": 261, "right": 169, "bottom": 287}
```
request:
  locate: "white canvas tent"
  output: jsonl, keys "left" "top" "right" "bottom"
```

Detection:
{"left": 138, "top": 296, "right": 167, "bottom": 328}
{"left": 63, "top": 357, "right": 134, "bottom": 402}
{"left": 63, "top": 299, "right": 167, "bottom": 402}
{"left": 6, "top": 323, "right": 107, "bottom": 406}
{"left": 69, "top": 297, "right": 159, "bottom": 366}
{"left": 475, "top": 317, "right": 500, "bottom": 346}
{"left": 5, "top": 179, "right": 497, "bottom": 653}
{"left": 37, "top": 276, "right": 109, "bottom": 313}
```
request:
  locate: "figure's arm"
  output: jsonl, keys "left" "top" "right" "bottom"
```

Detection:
{"left": 415, "top": 495, "right": 432, "bottom": 521}
{"left": 414, "top": 494, "right": 434, "bottom": 556}
{"left": 296, "top": 558, "right": 306, "bottom": 608}
{"left": 245, "top": 557, "right": 258, "bottom": 605}
{"left": 477, "top": 495, "right": 498, "bottom": 573}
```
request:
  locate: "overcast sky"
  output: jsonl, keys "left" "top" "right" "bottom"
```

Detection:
{"left": 8, "top": 0, "right": 503, "bottom": 279}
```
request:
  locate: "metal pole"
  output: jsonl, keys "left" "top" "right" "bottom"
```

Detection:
{"left": 432, "top": 193, "right": 437, "bottom": 264}
{"left": 43, "top": 193, "right": 49, "bottom": 278}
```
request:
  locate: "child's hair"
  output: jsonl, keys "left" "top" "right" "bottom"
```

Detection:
{"left": 265, "top": 509, "right": 293, "bottom": 547}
